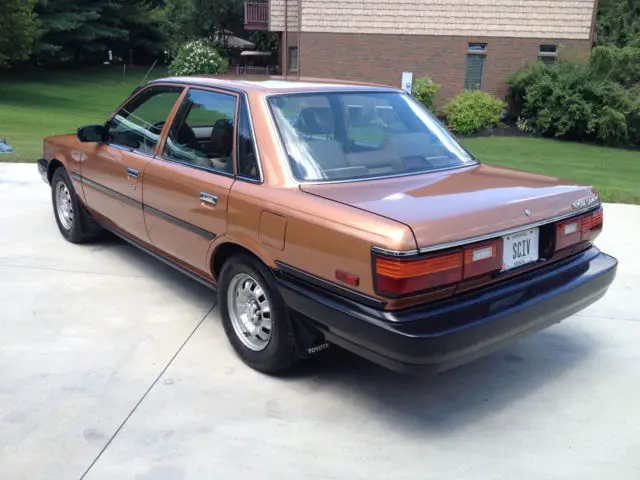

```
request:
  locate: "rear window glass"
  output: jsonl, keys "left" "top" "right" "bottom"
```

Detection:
{"left": 267, "top": 91, "right": 476, "bottom": 182}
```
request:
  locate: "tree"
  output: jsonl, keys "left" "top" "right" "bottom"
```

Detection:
{"left": 34, "top": 0, "right": 123, "bottom": 64}
{"left": 0, "top": 0, "right": 38, "bottom": 68}
{"left": 162, "top": 0, "right": 243, "bottom": 52}
{"left": 596, "top": 0, "right": 640, "bottom": 47}
{"left": 34, "top": 0, "right": 166, "bottom": 66}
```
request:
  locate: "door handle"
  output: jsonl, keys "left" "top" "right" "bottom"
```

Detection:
{"left": 126, "top": 167, "right": 139, "bottom": 179}
{"left": 200, "top": 192, "right": 218, "bottom": 206}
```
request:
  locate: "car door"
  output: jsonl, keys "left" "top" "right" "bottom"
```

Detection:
{"left": 142, "top": 87, "right": 239, "bottom": 274}
{"left": 80, "top": 84, "right": 184, "bottom": 242}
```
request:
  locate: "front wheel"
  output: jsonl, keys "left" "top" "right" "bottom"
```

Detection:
{"left": 51, "top": 168, "right": 102, "bottom": 243}
{"left": 218, "top": 254, "right": 299, "bottom": 374}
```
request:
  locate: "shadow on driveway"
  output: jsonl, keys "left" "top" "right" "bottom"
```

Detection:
{"left": 290, "top": 329, "right": 592, "bottom": 433}
{"left": 99, "top": 234, "right": 594, "bottom": 435}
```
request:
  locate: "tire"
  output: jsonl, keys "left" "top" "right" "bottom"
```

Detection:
{"left": 51, "top": 167, "right": 102, "bottom": 243}
{"left": 219, "top": 254, "right": 299, "bottom": 374}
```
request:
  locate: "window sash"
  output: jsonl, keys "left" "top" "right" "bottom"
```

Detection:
{"left": 464, "top": 54, "right": 485, "bottom": 90}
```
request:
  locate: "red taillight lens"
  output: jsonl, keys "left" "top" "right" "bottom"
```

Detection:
{"left": 335, "top": 269, "right": 360, "bottom": 286}
{"left": 581, "top": 208, "right": 603, "bottom": 241}
{"left": 556, "top": 208, "right": 603, "bottom": 250}
{"left": 375, "top": 252, "right": 463, "bottom": 296}
{"left": 462, "top": 239, "right": 503, "bottom": 279}
{"left": 375, "top": 239, "right": 504, "bottom": 297}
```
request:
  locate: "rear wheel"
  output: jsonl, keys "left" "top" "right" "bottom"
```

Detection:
{"left": 51, "top": 168, "right": 102, "bottom": 243}
{"left": 219, "top": 254, "right": 299, "bottom": 374}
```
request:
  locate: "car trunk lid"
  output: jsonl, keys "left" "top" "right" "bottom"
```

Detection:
{"left": 300, "top": 164, "right": 599, "bottom": 251}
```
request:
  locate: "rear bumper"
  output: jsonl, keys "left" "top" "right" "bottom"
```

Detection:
{"left": 276, "top": 247, "right": 617, "bottom": 374}
{"left": 37, "top": 158, "right": 50, "bottom": 184}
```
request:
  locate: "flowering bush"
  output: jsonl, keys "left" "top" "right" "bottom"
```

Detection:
{"left": 169, "top": 40, "right": 229, "bottom": 76}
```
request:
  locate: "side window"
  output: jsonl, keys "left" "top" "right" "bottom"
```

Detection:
{"left": 465, "top": 43, "right": 487, "bottom": 90}
{"left": 162, "top": 88, "right": 237, "bottom": 174}
{"left": 237, "top": 97, "right": 260, "bottom": 181}
{"left": 107, "top": 85, "right": 183, "bottom": 155}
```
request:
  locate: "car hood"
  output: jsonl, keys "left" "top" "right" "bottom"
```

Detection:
{"left": 300, "top": 164, "right": 599, "bottom": 250}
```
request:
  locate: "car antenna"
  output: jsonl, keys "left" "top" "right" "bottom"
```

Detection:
{"left": 139, "top": 58, "right": 158, "bottom": 85}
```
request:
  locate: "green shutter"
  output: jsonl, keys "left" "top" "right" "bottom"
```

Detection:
{"left": 464, "top": 54, "right": 485, "bottom": 90}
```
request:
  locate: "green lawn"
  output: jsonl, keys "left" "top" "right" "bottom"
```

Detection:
{"left": 0, "top": 65, "right": 168, "bottom": 162}
{"left": 1, "top": 68, "right": 638, "bottom": 203}
{"left": 463, "top": 137, "right": 640, "bottom": 204}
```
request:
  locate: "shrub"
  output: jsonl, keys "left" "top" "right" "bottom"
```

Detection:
{"left": 413, "top": 76, "right": 440, "bottom": 110}
{"left": 443, "top": 90, "right": 506, "bottom": 135}
{"left": 506, "top": 56, "right": 640, "bottom": 147}
{"left": 590, "top": 45, "right": 640, "bottom": 88}
{"left": 169, "top": 40, "right": 228, "bottom": 76}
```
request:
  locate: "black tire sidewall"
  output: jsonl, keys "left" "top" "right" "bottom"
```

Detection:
{"left": 218, "top": 254, "right": 298, "bottom": 373}
{"left": 51, "top": 168, "right": 83, "bottom": 243}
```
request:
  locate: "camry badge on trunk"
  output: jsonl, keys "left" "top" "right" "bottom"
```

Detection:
{"left": 572, "top": 195, "right": 600, "bottom": 210}
{"left": 524, "top": 208, "right": 532, "bottom": 217}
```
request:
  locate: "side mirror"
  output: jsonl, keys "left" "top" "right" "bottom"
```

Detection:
{"left": 77, "top": 124, "right": 105, "bottom": 143}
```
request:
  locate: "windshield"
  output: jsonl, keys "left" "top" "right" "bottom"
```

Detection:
{"left": 267, "top": 91, "right": 477, "bottom": 182}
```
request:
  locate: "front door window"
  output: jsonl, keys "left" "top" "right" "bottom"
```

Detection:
{"left": 107, "top": 85, "right": 184, "bottom": 155}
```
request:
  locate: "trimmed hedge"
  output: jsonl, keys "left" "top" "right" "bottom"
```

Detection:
{"left": 443, "top": 90, "right": 506, "bottom": 135}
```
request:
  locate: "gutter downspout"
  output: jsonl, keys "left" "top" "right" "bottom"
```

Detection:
{"left": 283, "top": 0, "right": 288, "bottom": 77}
{"left": 297, "top": 0, "right": 302, "bottom": 78}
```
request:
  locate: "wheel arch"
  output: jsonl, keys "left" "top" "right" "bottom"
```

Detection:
{"left": 209, "top": 239, "right": 277, "bottom": 283}
{"left": 47, "top": 159, "right": 65, "bottom": 183}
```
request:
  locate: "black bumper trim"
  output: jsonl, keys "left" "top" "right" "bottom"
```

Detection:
{"left": 277, "top": 247, "right": 617, "bottom": 374}
{"left": 37, "top": 158, "right": 50, "bottom": 184}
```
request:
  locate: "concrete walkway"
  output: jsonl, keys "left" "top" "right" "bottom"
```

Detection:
{"left": 1, "top": 163, "right": 639, "bottom": 480}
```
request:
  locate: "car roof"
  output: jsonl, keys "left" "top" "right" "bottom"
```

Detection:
{"left": 149, "top": 75, "right": 401, "bottom": 94}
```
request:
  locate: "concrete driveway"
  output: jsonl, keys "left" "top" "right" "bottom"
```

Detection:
{"left": 1, "top": 163, "right": 639, "bottom": 480}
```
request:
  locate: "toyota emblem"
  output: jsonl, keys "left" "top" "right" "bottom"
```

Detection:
{"left": 524, "top": 208, "right": 532, "bottom": 217}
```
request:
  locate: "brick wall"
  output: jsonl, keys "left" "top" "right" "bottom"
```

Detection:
{"left": 296, "top": 33, "right": 592, "bottom": 104}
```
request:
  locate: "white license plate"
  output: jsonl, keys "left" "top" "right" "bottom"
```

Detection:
{"left": 502, "top": 228, "right": 539, "bottom": 270}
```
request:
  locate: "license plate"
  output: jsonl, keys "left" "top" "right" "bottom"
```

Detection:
{"left": 502, "top": 228, "right": 539, "bottom": 270}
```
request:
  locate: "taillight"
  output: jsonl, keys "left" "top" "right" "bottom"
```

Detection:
{"left": 375, "top": 252, "right": 462, "bottom": 296}
{"left": 375, "top": 239, "right": 503, "bottom": 297}
{"left": 581, "top": 208, "right": 603, "bottom": 241}
{"left": 556, "top": 208, "right": 603, "bottom": 250}
{"left": 463, "top": 239, "right": 503, "bottom": 279}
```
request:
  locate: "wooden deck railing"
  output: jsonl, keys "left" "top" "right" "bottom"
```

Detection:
{"left": 244, "top": 2, "right": 268, "bottom": 29}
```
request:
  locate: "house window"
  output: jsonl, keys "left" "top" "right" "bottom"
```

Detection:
{"left": 289, "top": 47, "right": 298, "bottom": 71}
{"left": 465, "top": 43, "right": 487, "bottom": 90}
{"left": 539, "top": 44, "right": 558, "bottom": 65}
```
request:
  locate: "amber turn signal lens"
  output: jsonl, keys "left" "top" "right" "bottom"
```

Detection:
{"left": 376, "top": 253, "right": 462, "bottom": 279}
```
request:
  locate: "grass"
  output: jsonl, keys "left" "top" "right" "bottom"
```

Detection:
{"left": 463, "top": 137, "right": 640, "bottom": 204}
{"left": 0, "top": 68, "right": 638, "bottom": 203}
{"left": 0, "top": 65, "right": 168, "bottom": 162}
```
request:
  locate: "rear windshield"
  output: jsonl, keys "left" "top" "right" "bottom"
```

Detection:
{"left": 267, "top": 91, "right": 477, "bottom": 182}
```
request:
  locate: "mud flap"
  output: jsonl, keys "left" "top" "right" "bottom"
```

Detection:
{"left": 289, "top": 311, "right": 330, "bottom": 358}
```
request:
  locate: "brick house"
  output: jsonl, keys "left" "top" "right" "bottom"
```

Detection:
{"left": 244, "top": 0, "right": 599, "bottom": 103}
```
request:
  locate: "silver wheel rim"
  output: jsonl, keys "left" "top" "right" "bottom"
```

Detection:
{"left": 55, "top": 181, "right": 74, "bottom": 231}
{"left": 227, "top": 273, "right": 272, "bottom": 351}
